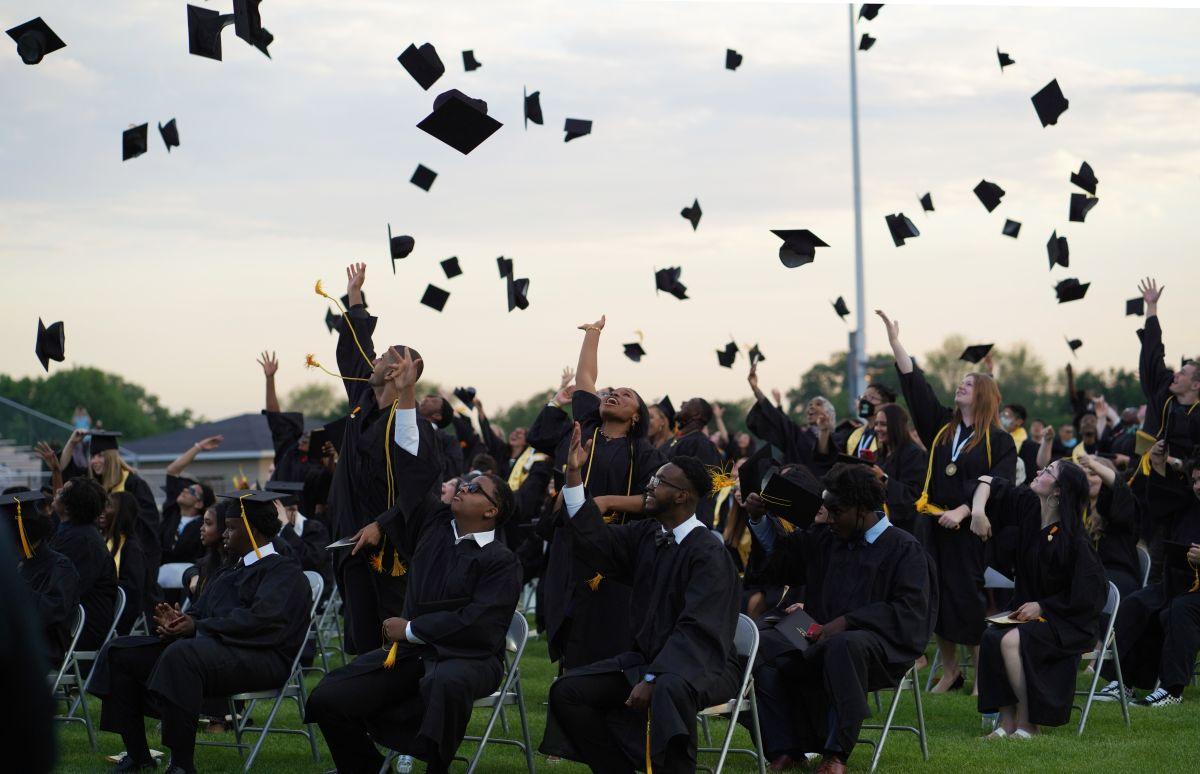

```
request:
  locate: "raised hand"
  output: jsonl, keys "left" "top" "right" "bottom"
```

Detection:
{"left": 559, "top": 366, "right": 575, "bottom": 390}
{"left": 875, "top": 309, "right": 900, "bottom": 342}
{"left": 771, "top": 388, "right": 783, "bottom": 406}
{"left": 346, "top": 262, "right": 367, "bottom": 302}
{"left": 577, "top": 315, "right": 606, "bottom": 333}
{"left": 34, "top": 441, "right": 60, "bottom": 471}
{"left": 747, "top": 361, "right": 760, "bottom": 393}
{"left": 257, "top": 351, "right": 279, "bottom": 377}
{"left": 1138, "top": 277, "right": 1164, "bottom": 305}
{"left": 196, "top": 435, "right": 224, "bottom": 451}
{"left": 384, "top": 346, "right": 423, "bottom": 392}
{"left": 1040, "top": 424, "right": 1056, "bottom": 444}
{"left": 712, "top": 402, "right": 725, "bottom": 419}
{"left": 566, "top": 422, "right": 590, "bottom": 472}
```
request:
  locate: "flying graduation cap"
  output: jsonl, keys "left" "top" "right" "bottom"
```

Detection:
{"left": 680, "top": 199, "right": 702, "bottom": 231}
{"left": 418, "top": 89, "right": 502, "bottom": 155}
{"left": 1002, "top": 219, "right": 1021, "bottom": 238}
{"left": 506, "top": 275, "right": 530, "bottom": 311}
{"left": 1069, "top": 193, "right": 1099, "bottom": 223}
{"left": 398, "top": 42, "right": 445, "bottom": 90}
{"left": 1031, "top": 79, "right": 1069, "bottom": 127}
{"left": 1125, "top": 297, "right": 1145, "bottom": 317}
{"left": 1070, "top": 161, "right": 1098, "bottom": 195}
{"left": 7, "top": 17, "right": 66, "bottom": 65}
{"left": 859, "top": 4, "right": 884, "bottom": 20}
{"left": 122, "top": 124, "right": 148, "bottom": 161}
{"left": 885, "top": 213, "right": 919, "bottom": 247}
{"left": 462, "top": 50, "right": 482, "bottom": 72}
{"left": 523, "top": 87, "right": 542, "bottom": 128}
{"left": 771, "top": 229, "right": 828, "bottom": 268}
{"left": 725, "top": 48, "right": 742, "bottom": 70}
{"left": 410, "top": 164, "right": 437, "bottom": 191}
{"left": 657, "top": 396, "right": 677, "bottom": 429}
{"left": 858, "top": 34, "right": 876, "bottom": 51}
{"left": 654, "top": 267, "right": 688, "bottom": 300}
{"left": 716, "top": 340, "right": 739, "bottom": 369}
{"left": 324, "top": 308, "right": 339, "bottom": 334}
{"left": 497, "top": 256, "right": 514, "bottom": 279}
{"left": 387, "top": 225, "right": 415, "bottom": 272}
{"left": 1066, "top": 337, "right": 1083, "bottom": 355}
{"left": 186, "top": 1, "right": 271, "bottom": 61}
{"left": 420, "top": 284, "right": 450, "bottom": 312}
{"left": 919, "top": 192, "right": 934, "bottom": 212}
{"left": 1054, "top": 278, "right": 1090, "bottom": 304}
{"left": 564, "top": 118, "right": 592, "bottom": 142}
{"left": 453, "top": 386, "right": 476, "bottom": 407}
{"left": 997, "top": 47, "right": 1014, "bottom": 70}
{"left": 832, "top": 296, "right": 850, "bottom": 321}
{"left": 1046, "top": 231, "right": 1069, "bottom": 269}
{"left": 158, "top": 119, "right": 180, "bottom": 151}
{"left": 35, "top": 318, "right": 65, "bottom": 371}
{"left": 973, "top": 179, "right": 1005, "bottom": 212}
{"left": 748, "top": 344, "right": 766, "bottom": 365}
{"left": 440, "top": 257, "right": 462, "bottom": 279}
{"left": 623, "top": 342, "right": 646, "bottom": 362}
{"left": 960, "top": 344, "right": 994, "bottom": 364}
{"left": 232, "top": 0, "right": 272, "bottom": 57}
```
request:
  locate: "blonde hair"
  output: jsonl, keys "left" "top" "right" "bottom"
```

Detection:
{"left": 95, "top": 449, "right": 135, "bottom": 491}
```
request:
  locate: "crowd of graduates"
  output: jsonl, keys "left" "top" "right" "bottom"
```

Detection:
{"left": 4, "top": 268, "right": 1199, "bottom": 774}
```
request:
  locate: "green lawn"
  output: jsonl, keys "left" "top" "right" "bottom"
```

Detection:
{"left": 55, "top": 625, "right": 1200, "bottom": 773}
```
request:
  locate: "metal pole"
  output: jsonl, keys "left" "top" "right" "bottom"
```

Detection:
{"left": 847, "top": 4, "right": 867, "bottom": 411}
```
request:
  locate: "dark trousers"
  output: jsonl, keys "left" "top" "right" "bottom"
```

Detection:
{"left": 1160, "top": 593, "right": 1200, "bottom": 691}
{"left": 1099, "top": 584, "right": 1200, "bottom": 691}
{"left": 337, "top": 556, "right": 406, "bottom": 656}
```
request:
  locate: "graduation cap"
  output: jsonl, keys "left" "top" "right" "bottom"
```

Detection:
{"left": 680, "top": 199, "right": 702, "bottom": 231}
{"left": 217, "top": 489, "right": 288, "bottom": 532}
{"left": 623, "top": 342, "right": 646, "bottom": 362}
{"left": 122, "top": 124, "right": 148, "bottom": 161}
{"left": 264, "top": 480, "right": 304, "bottom": 506}
{"left": 564, "top": 118, "right": 592, "bottom": 142}
{"left": 398, "top": 42, "right": 445, "bottom": 90}
{"left": 231, "top": 0, "right": 272, "bottom": 58}
{"left": 739, "top": 442, "right": 776, "bottom": 498}
{"left": 885, "top": 213, "right": 919, "bottom": 247}
{"left": 1069, "top": 193, "right": 1099, "bottom": 223}
{"left": 417, "top": 89, "right": 502, "bottom": 155}
{"left": 973, "top": 179, "right": 1005, "bottom": 212}
{"left": 1125, "top": 297, "right": 1145, "bottom": 317}
{"left": 832, "top": 296, "right": 850, "bottom": 321}
{"left": 1031, "top": 79, "right": 1069, "bottom": 127}
{"left": 997, "top": 47, "right": 1014, "bottom": 70}
{"left": 654, "top": 267, "right": 688, "bottom": 300}
{"left": 462, "top": 49, "right": 481, "bottom": 72}
{"left": 716, "top": 340, "right": 739, "bottom": 369}
{"left": 35, "top": 318, "right": 65, "bottom": 372}
{"left": 186, "top": 4, "right": 228, "bottom": 60}
{"left": 960, "top": 344, "right": 993, "bottom": 364}
{"left": 1054, "top": 278, "right": 1090, "bottom": 304}
{"left": 506, "top": 275, "right": 530, "bottom": 311}
{"left": 1002, "top": 219, "right": 1021, "bottom": 238}
{"left": 89, "top": 431, "right": 123, "bottom": 455}
{"left": 919, "top": 192, "right": 934, "bottom": 212}
{"left": 158, "top": 119, "right": 179, "bottom": 151}
{"left": 656, "top": 396, "right": 677, "bottom": 429}
{"left": 497, "top": 256, "right": 513, "bottom": 279}
{"left": 725, "top": 48, "right": 742, "bottom": 70}
{"left": 410, "top": 164, "right": 437, "bottom": 191}
{"left": 6, "top": 17, "right": 66, "bottom": 65}
{"left": 453, "top": 387, "right": 476, "bottom": 407}
{"left": 1046, "top": 230, "right": 1069, "bottom": 269}
{"left": 324, "top": 308, "right": 339, "bottom": 334}
{"left": 748, "top": 344, "right": 766, "bottom": 365}
{"left": 523, "top": 87, "right": 542, "bottom": 128}
{"left": 420, "top": 284, "right": 450, "bottom": 312}
{"left": 1070, "top": 161, "right": 1098, "bottom": 195}
{"left": 858, "top": 34, "right": 876, "bottom": 51}
{"left": 859, "top": 4, "right": 884, "bottom": 20}
{"left": 0, "top": 489, "right": 47, "bottom": 511}
{"left": 771, "top": 229, "right": 828, "bottom": 268}
{"left": 1066, "top": 337, "right": 1083, "bottom": 355}
{"left": 760, "top": 468, "right": 822, "bottom": 527}
{"left": 387, "top": 225, "right": 415, "bottom": 272}
{"left": 440, "top": 257, "right": 462, "bottom": 279}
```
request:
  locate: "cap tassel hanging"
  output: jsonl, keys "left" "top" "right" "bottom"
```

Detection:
{"left": 383, "top": 641, "right": 399, "bottom": 668}
{"left": 390, "top": 551, "right": 407, "bottom": 577}
{"left": 305, "top": 353, "right": 369, "bottom": 382}
{"left": 315, "top": 279, "right": 374, "bottom": 370}
{"left": 238, "top": 493, "right": 263, "bottom": 560}
{"left": 586, "top": 572, "right": 604, "bottom": 591}
{"left": 14, "top": 501, "right": 33, "bottom": 560}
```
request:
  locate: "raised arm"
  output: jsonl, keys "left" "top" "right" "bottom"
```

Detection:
{"left": 1036, "top": 424, "right": 1055, "bottom": 469}
{"left": 574, "top": 315, "right": 605, "bottom": 394}
{"left": 166, "top": 436, "right": 224, "bottom": 476}
{"left": 1137, "top": 277, "right": 1171, "bottom": 400}
{"left": 58, "top": 428, "right": 86, "bottom": 471}
{"left": 561, "top": 422, "right": 642, "bottom": 582}
{"left": 712, "top": 402, "right": 730, "bottom": 447}
{"left": 747, "top": 360, "right": 766, "bottom": 403}
{"left": 333, "top": 263, "right": 377, "bottom": 400}
{"left": 876, "top": 309, "right": 913, "bottom": 374}
{"left": 258, "top": 351, "right": 281, "bottom": 413}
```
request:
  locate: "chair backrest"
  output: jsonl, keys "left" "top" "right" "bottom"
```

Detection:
{"left": 157, "top": 562, "right": 194, "bottom": 590}
{"left": 1103, "top": 580, "right": 1119, "bottom": 617}
{"left": 1137, "top": 546, "right": 1151, "bottom": 587}
{"left": 50, "top": 606, "right": 87, "bottom": 691}
{"left": 984, "top": 566, "right": 1015, "bottom": 590}
{"left": 102, "top": 586, "right": 127, "bottom": 646}
{"left": 732, "top": 613, "right": 759, "bottom": 662}
{"left": 302, "top": 570, "right": 325, "bottom": 618}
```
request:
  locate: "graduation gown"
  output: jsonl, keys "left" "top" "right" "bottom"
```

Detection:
{"left": 661, "top": 429, "right": 725, "bottom": 528}
{"left": 50, "top": 522, "right": 118, "bottom": 651}
{"left": 110, "top": 535, "right": 148, "bottom": 634}
{"left": 745, "top": 397, "right": 823, "bottom": 478}
{"left": 20, "top": 545, "right": 81, "bottom": 663}
{"left": 115, "top": 470, "right": 162, "bottom": 617}
{"left": 277, "top": 516, "right": 333, "bottom": 596}
{"left": 878, "top": 443, "right": 927, "bottom": 537}
{"left": 977, "top": 480, "right": 1105, "bottom": 726}
{"left": 1139, "top": 315, "right": 1200, "bottom": 466}
{"left": 1089, "top": 479, "right": 1143, "bottom": 597}
{"left": 264, "top": 409, "right": 324, "bottom": 483}
{"left": 159, "top": 479, "right": 205, "bottom": 567}
{"left": 899, "top": 365, "right": 1016, "bottom": 645}
{"left": 543, "top": 498, "right": 741, "bottom": 768}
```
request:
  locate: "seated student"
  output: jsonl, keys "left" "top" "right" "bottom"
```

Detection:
{"left": 745, "top": 464, "right": 936, "bottom": 774}
{"left": 1098, "top": 455, "right": 1200, "bottom": 707}
{"left": 543, "top": 424, "right": 742, "bottom": 774}
{"left": 305, "top": 347, "right": 520, "bottom": 774}
{"left": 88, "top": 490, "right": 311, "bottom": 774}
{"left": 100, "top": 493, "right": 149, "bottom": 634}
{"left": 50, "top": 477, "right": 118, "bottom": 651}
{"left": 971, "top": 462, "right": 1106, "bottom": 738}
{"left": 3, "top": 488, "right": 81, "bottom": 663}
{"left": 181, "top": 506, "right": 228, "bottom": 606}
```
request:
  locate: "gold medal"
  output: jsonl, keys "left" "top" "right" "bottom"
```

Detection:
{"left": 945, "top": 462, "right": 958, "bottom": 477}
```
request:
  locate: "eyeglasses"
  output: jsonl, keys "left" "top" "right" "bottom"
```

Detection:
{"left": 1037, "top": 465, "right": 1059, "bottom": 481}
{"left": 458, "top": 480, "right": 497, "bottom": 507}
{"left": 648, "top": 475, "right": 685, "bottom": 493}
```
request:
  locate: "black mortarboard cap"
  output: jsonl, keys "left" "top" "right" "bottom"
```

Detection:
{"left": 523, "top": 87, "right": 542, "bottom": 129}
{"left": 410, "top": 164, "right": 437, "bottom": 191}
{"left": 681, "top": 199, "right": 702, "bottom": 231}
{"left": 453, "top": 387, "right": 476, "bottom": 407}
{"left": 960, "top": 344, "right": 994, "bottom": 364}
{"left": 749, "top": 345, "right": 766, "bottom": 365}
{"left": 35, "top": 318, "right": 65, "bottom": 372}
{"left": 1055, "top": 278, "right": 1090, "bottom": 304}
{"left": 417, "top": 89, "right": 502, "bottom": 155}
{"left": 7, "top": 17, "right": 66, "bottom": 65}
{"left": 1070, "top": 161, "right": 1098, "bottom": 195}
{"left": 497, "top": 256, "right": 513, "bottom": 279}
{"left": 232, "top": 0, "right": 272, "bottom": 58}
{"left": 324, "top": 308, "right": 339, "bottom": 334}
{"left": 885, "top": 213, "right": 919, "bottom": 247}
{"left": 217, "top": 489, "right": 288, "bottom": 529}
{"left": 264, "top": 480, "right": 303, "bottom": 506}
{"left": 725, "top": 48, "right": 742, "bottom": 70}
{"left": 973, "top": 179, "right": 1005, "bottom": 212}
{"left": 654, "top": 267, "right": 688, "bottom": 300}
{"left": 398, "top": 42, "right": 445, "bottom": 90}
{"left": 623, "top": 342, "right": 646, "bottom": 362}
{"left": 1046, "top": 230, "right": 1069, "bottom": 270}
{"left": 387, "top": 225, "right": 415, "bottom": 273}
{"left": 1066, "top": 337, "right": 1083, "bottom": 354}
{"left": 440, "top": 257, "right": 462, "bottom": 279}
{"left": 760, "top": 468, "right": 822, "bottom": 527}
{"left": 717, "top": 340, "right": 739, "bottom": 369}
{"left": 771, "top": 229, "right": 828, "bottom": 268}
{"left": 506, "top": 275, "right": 530, "bottom": 312}
{"left": 739, "top": 442, "right": 776, "bottom": 498}
{"left": 858, "top": 34, "right": 876, "bottom": 51}
{"left": 123, "top": 124, "right": 148, "bottom": 161}
{"left": 997, "top": 47, "right": 1014, "bottom": 70}
{"left": 158, "top": 119, "right": 180, "bottom": 151}
{"left": 564, "top": 118, "right": 592, "bottom": 142}
{"left": 832, "top": 296, "right": 850, "bottom": 320}
{"left": 1125, "top": 297, "right": 1145, "bottom": 317}
{"left": 1002, "top": 219, "right": 1021, "bottom": 238}
{"left": 1069, "top": 193, "right": 1099, "bottom": 223}
{"left": 1031, "top": 79, "right": 1069, "bottom": 127}
{"left": 462, "top": 50, "right": 481, "bottom": 72}
{"left": 919, "top": 192, "right": 934, "bottom": 212}
{"left": 187, "top": 4, "right": 228, "bottom": 61}
{"left": 0, "top": 489, "right": 47, "bottom": 509}
{"left": 89, "top": 431, "right": 123, "bottom": 455}
{"left": 859, "top": 4, "right": 884, "bottom": 20}
{"left": 420, "top": 284, "right": 450, "bottom": 312}
{"left": 657, "top": 396, "right": 676, "bottom": 429}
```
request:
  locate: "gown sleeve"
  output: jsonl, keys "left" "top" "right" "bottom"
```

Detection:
{"left": 376, "top": 418, "right": 451, "bottom": 557}
{"left": 563, "top": 497, "right": 644, "bottom": 585}
{"left": 1138, "top": 315, "right": 1172, "bottom": 408}
{"left": 335, "top": 305, "right": 378, "bottom": 403}
{"left": 280, "top": 520, "right": 330, "bottom": 573}
{"left": 193, "top": 561, "right": 310, "bottom": 647}
{"left": 409, "top": 550, "right": 522, "bottom": 659}
{"left": 981, "top": 477, "right": 1038, "bottom": 534}
{"left": 262, "top": 410, "right": 305, "bottom": 464}
{"left": 478, "top": 413, "right": 510, "bottom": 463}
{"left": 127, "top": 474, "right": 162, "bottom": 540}
{"left": 526, "top": 403, "right": 571, "bottom": 456}
{"left": 745, "top": 397, "right": 815, "bottom": 465}
{"left": 34, "top": 555, "right": 80, "bottom": 631}
{"left": 1038, "top": 536, "right": 1106, "bottom": 644}
{"left": 886, "top": 444, "right": 926, "bottom": 511}
{"left": 896, "top": 365, "right": 952, "bottom": 448}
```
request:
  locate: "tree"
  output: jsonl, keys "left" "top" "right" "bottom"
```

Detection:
{"left": 491, "top": 389, "right": 555, "bottom": 433}
{"left": 283, "top": 382, "right": 343, "bottom": 424}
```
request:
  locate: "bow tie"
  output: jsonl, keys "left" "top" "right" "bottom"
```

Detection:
{"left": 655, "top": 529, "right": 676, "bottom": 549}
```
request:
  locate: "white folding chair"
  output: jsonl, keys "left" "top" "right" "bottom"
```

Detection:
{"left": 55, "top": 587, "right": 126, "bottom": 749}
{"left": 857, "top": 664, "right": 929, "bottom": 774}
{"left": 48, "top": 605, "right": 86, "bottom": 698}
{"left": 380, "top": 610, "right": 536, "bottom": 774}
{"left": 695, "top": 614, "right": 766, "bottom": 774}
{"left": 157, "top": 561, "right": 193, "bottom": 591}
{"left": 1137, "top": 546, "right": 1151, "bottom": 588}
{"left": 1075, "top": 581, "right": 1131, "bottom": 735}
{"left": 195, "top": 570, "right": 324, "bottom": 771}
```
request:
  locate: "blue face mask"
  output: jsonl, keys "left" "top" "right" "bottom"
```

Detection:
{"left": 1062, "top": 437, "right": 1078, "bottom": 449}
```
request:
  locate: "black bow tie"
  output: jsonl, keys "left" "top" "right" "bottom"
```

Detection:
{"left": 655, "top": 529, "right": 676, "bottom": 549}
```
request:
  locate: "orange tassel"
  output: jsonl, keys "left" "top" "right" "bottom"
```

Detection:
{"left": 368, "top": 551, "right": 383, "bottom": 573}
{"left": 645, "top": 707, "right": 654, "bottom": 774}
{"left": 586, "top": 572, "right": 604, "bottom": 591}
{"left": 390, "top": 552, "right": 407, "bottom": 577}
{"left": 15, "top": 502, "right": 33, "bottom": 560}
{"left": 382, "top": 641, "right": 398, "bottom": 668}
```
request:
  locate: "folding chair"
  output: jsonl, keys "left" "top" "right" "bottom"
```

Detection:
{"left": 313, "top": 586, "right": 346, "bottom": 671}
{"left": 195, "top": 570, "right": 324, "bottom": 771}
{"left": 1137, "top": 546, "right": 1151, "bottom": 588}
{"left": 55, "top": 587, "right": 127, "bottom": 749}
{"left": 857, "top": 664, "right": 929, "bottom": 774}
{"left": 157, "top": 561, "right": 193, "bottom": 592}
{"left": 1075, "top": 581, "right": 1131, "bottom": 735}
{"left": 924, "top": 569, "right": 1013, "bottom": 692}
{"left": 48, "top": 605, "right": 86, "bottom": 698}
{"left": 696, "top": 613, "right": 766, "bottom": 774}
{"left": 380, "top": 610, "right": 536, "bottom": 774}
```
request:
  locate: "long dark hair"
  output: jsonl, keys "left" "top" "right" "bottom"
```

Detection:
{"left": 106, "top": 492, "right": 141, "bottom": 552}
{"left": 1051, "top": 460, "right": 1090, "bottom": 541}
{"left": 195, "top": 500, "right": 232, "bottom": 594}
{"left": 875, "top": 403, "right": 913, "bottom": 462}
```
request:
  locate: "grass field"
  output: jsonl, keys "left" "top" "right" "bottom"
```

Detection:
{"left": 55, "top": 625, "right": 1200, "bottom": 773}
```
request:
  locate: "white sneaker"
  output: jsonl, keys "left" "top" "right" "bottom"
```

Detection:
{"left": 1138, "top": 688, "right": 1183, "bottom": 707}
{"left": 1094, "top": 680, "right": 1134, "bottom": 703}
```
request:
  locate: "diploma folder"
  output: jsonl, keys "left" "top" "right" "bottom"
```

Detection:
{"left": 774, "top": 607, "right": 822, "bottom": 653}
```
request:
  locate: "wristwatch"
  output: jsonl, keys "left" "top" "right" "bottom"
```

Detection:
{"left": 643, "top": 673, "right": 656, "bottom": 683}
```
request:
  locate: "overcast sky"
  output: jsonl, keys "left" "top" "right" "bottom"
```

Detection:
{"left": 3, "top": 1, "right": 1198, "bottom": 421}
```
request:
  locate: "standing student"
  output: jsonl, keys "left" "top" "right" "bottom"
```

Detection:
{"left": 744, "top": 360, "right": 831, "bottom": 479}
{"left": 1001, "top": 404, "right": 1040, "bottom": 483}
{"left": 544, "top": 424, "right": 741, "bottom": 774}
{"left": 99, "top": 493, "right": 149, "bottom": 634}
{"left": 267, "top": 480, "right": 332, "bottom": 596}
{"left": 846, "top": 383, "right": 898, "bottom": 460}
{"left": 871, "top": 403, "right": 927, "bottom": 538}
{"left": 258, "top": 351, "right": 325, "bottom": 484}
{"left": 660, "top": 398, "right": 724, "bottom": 527}
{"left": 972, "top": 463, "right": 1106, "bottom": 738}
{"left": 50, "top": 478, "right": 118, "bottom": 652}
{"left": 878, "top": 310, "right": 1017, "bottom": 694}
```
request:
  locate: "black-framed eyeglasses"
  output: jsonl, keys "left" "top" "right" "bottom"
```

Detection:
{"left": 458, "top": 480, "right": 497, "bottom": 507}
{"left": 648, "top": 475, "right": 685, "bottom": 493}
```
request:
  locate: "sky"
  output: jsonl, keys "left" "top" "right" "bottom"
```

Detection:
{"left": 2, "top": 0, "right": 1198, "bottom": 421}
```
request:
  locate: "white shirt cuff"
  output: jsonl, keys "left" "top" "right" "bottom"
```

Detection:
{"left": 563, "top": 484, "right": 586, "bottom": 517}
{"left": 405, "top": 621, "right": 424, "bottom": 644}
{"left": 293, "top": 513, "right": 305, "bottom": 537}
{"left": 393, "top": 408, "right": 420, "bottom": 455}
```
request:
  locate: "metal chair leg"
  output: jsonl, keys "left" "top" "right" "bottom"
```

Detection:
{"left": 243, "top": 693, "right": 287, "bottom": 772}
{"left": 1113, "top": 640, "right": 1131, "bottom": 727}
{"left": 911, "top": 671, "right": 929, "bottom": 760}
{"left": 515, "top": 677, "right": 536, "bottom": 774}
{"left": 749, "top": 692, "right": 767, "bottom": 774}
{"left": 867, "top": 680, "right": 904, "bottom": 774}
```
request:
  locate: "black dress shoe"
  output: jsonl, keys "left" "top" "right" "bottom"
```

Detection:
{"left": 163, "top": 763, "right": 196, "bottom": 774}
{"left": 112, "top": 757, "right": 156, "bottom": 772}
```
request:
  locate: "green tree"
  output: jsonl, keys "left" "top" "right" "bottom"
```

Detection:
{"left": 491, "top": 389, "right": 555, "bottom": 433}
{"left": 283, "top": 382, "right": 343, "bottom": 424}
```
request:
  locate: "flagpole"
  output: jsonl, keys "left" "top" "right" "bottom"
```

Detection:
{"left": 847, "top": 4, "right": 867, "bottom": 410}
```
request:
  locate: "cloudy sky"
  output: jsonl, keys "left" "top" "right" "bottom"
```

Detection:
{"left": 3, "top": 0, "right": 1198, "bottom": 421}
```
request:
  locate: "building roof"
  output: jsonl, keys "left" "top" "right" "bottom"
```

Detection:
{"left": 122, "top": 412, "right": 321, "bottom": 462}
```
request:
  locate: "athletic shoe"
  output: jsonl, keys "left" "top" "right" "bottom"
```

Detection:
{"left": 1138, "top": 688, "right": 1183, "bottom": 707}
{"left": 1094, "top": 680, "right": 1134, "bottom": 702}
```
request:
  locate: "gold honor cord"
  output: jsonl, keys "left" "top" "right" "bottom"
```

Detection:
{"left": 14, "top": 501, "right": 32, "bottom": 559}
{"left": 645, "top": 708, "right": 654, "bottom": 774}
{"left": 584, "top": 427, "right": 635, "bottom": 592}
{"left": 238, "top": 493, "right": 262, "bottom": 560}
{"left": 315, "top": 280, "right": 374, "bottom": 370}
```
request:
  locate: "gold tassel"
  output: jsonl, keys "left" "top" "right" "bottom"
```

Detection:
{"left": 382, "top": 641, "right": 398, "bottom": 668}
{"left": 314, "top": 280, "right": 374, "bottom": 369}
{"left": 14, "top": 502, "right": 33, "bottom": 560}
{"left": 645, "top": 707, "right": 654, "bottom": 774}
{"left": 304, "top": 353, "right": 369, "bottom": 382}
{"left": 586, "top": 572, "right": 604, "bottom": 591}
{"left": 706, "top": 464, "right": 736, "bottom": 494}
{"left": 238, "top": 493, "right": 262, "bottom": 560}
{"left": 390, "top": 551, "right": 407, "bottom": 577}
{"left": 368, "top": 551, "right": 383, "bottom": 573}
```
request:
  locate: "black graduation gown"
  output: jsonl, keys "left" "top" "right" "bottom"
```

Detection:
{"left": 434, "top": 424, "right": 464, "bottom": 482}
{"left": 661, "top": 429, "right": 725, "bottom": 528}
{"left": 542, "top": 498, "right": 741, "bottom": 767}
{"left": 20, "top": 545, "right": 81, "bottom": 663}
{"left": 112, "top": 535, "right": 148, "bottom": 634}
{"left": 264, "top": 410, "right": 324, "bottom": 483}
{"left": 899, "top": 365, "right": 1017, "bottom": 645}
{"left": 745, "top": 397, "right": 823, "bottom": 478}
{"left": 977, "top": 481, "right": 1105, "bottom": 726}
{"left": 119, "top": 471, "right": 162, "bottom": 617}
{"left": 50, "top": 522, "right": 118, "bottom": 650}
{"left": 1140, "top": 315, "right": 1200, "bottom": 464}
{"left": 277, "top": 516, "right": 333, "bottom": 594}
{"left": 1090, "top": 480, "right": 1143, "bottom": 597}
{"left": 879, "top": 443, "right": 927, "bottom": 537}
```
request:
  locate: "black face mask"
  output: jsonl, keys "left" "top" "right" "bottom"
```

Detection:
{"left": 858, "top": 399, "right": 874, "bottom": 419}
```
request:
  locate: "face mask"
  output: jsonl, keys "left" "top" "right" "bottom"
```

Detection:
{"left": 1062, "top": 437, "right": 1078, "bottom": 449}
{"left": 1000, "top": 415, "right": 1014, "bottom": 432}
{"left": 857, "top": 399, "right": 874, "bottom": 419}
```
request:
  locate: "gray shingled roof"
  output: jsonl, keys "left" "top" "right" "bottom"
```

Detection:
{"left": 122, "top": 412, "right": 322, "bottom": 461}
